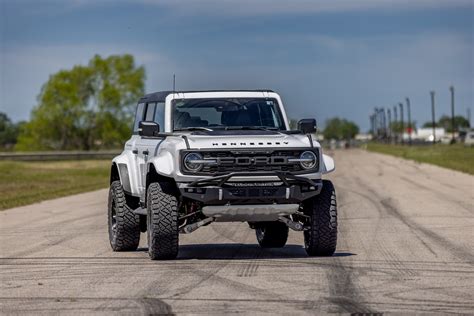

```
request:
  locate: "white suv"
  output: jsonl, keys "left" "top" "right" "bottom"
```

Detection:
{"left": 108, "top": 90, "right": 337, "bottom": 260}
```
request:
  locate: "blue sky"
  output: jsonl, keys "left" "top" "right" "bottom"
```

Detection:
{"left": 1, "top": 0, "right": 472, "bottom": 131}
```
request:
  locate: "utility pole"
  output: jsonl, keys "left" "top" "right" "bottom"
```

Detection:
{"left": 382, "top": 108, "right": 387, "bottom": 141}
{"left": 468, "top": 108, "right": 471, "bottom": 128}
{"left": 450, "top": 86, "right": 455, "bottom": 143}
{"left": 379, "top": 108, "right": 383, "bottom": 140}
{"left": 375, "top": 107, "right": 381, "bottom": 139}
{"left": 373, "top": 108, "right": 378, "bottom": 139}
{"left": 373, "top": 113, "right": 377, "bottom": 136}
{"left": 430, "top": 91, "right": 436, "bottom": 144}
{"left": 370, "top": 114, "right": 375, "bottom": 136}
{"left": 393, "top": 105, "right": 398, "bottom": 143}
{"left": 399, "top": 102, "right": 404, "bottom": 145}
{"left": 406, "top": 97, "right": 412, "bottom": 145}
{"left": 387, "top": 108, "right": 392, "bottom": 142}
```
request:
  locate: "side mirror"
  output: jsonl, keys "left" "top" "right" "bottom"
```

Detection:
{"left": 298, "top": 118, "right": 316, "bottom": 134}
{"left": 138, "top": 121, "right": 160, "bottom": 137}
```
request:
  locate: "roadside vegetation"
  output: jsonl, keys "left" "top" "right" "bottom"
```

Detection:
{"left": 366, "top": 143, "right": 474, "bottom": 175}
{"left": 0, "top": 160, "right": 110, "bottom": 210}
{"left": 0, "top": 54, "right": 144, "bottom": 152}
{"left": 323, "top": 117, "right": 359, "bottom": 140}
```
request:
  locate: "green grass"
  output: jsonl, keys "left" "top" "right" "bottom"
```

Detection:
{"left": 0, "top": 160, "right": 110, "bottom": 210}
{"left": 366, "top": 143, "right": 474, "bottom": 175}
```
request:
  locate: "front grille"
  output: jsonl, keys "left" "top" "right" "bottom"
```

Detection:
{"left": 181, "top": 149, "right": 318, "bottom": 175}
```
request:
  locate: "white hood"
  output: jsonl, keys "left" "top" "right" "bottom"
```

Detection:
{"left": 185, "top": 133, "right": 316, "bottom": 150}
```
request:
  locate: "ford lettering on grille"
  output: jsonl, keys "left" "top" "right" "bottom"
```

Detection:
{"left": 219, "top": 156, "right": 288, "bottom": 166}
{"left": 180, "top": 149, "right": 318, "bottom": 175}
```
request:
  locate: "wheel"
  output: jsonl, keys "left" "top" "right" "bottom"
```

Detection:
{"left": 147, "top": 182, "right": 179, "bottom": 260}
{"left": 256, "top": 221, "right": 289, "bottom": 248}
{"left": 303, "top": 180, "right": 337, "bottom": 256}
{"left": 108, "top": 180, "right": 140, "bottom": 251}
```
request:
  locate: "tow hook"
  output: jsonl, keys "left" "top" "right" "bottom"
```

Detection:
{"left": 180, "top": 217, "right": 215, "bottom": 234}
{"left": 278, "top": 216, "right": 305, "bottom": 231}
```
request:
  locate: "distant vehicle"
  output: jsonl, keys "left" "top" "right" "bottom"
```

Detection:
{"left": 440, "top": 136, "right": 452, "bottom": 144}
{"left": 412, "top": 128, "right": 446, "bottom": 143}
{"left": 464, "top": 131, "right": 474, "bottom": 146}
{"left": 107, "top": 90, "right": 338, "bottom": 260}
{"left": 355, "top": 133, "right": 373, "bottom": 142}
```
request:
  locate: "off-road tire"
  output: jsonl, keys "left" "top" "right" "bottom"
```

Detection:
{"left": 256, "top": 221, "right": 289, "bottom": 248}
{"left": 108, "top": 180, "right": 140, "bottom": 251}
{"left": 303, "top": 180, "right": 337, "bottom": 256}
{"left": 147, "top": 182, "right": 179, "bottom": 260}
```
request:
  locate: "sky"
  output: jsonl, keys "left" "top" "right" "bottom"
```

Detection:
{"left": 0, "top": 0, "right": 473, "bottom": 131}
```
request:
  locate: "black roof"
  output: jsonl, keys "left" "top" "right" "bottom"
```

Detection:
{"left": 138, "top": 90, "right": 275, "bottom": 103}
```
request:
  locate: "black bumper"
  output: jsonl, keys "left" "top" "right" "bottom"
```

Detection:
{"left": 178, "top": 172, "right": 322, "bottom": 205}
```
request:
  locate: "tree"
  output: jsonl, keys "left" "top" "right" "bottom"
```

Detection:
{"left": 437, "top": 115, "right": 470, "bottom": 133}
{"left": 289, "top": 119, "right": 298, "bottom": 130}
{"left": 323, "top": 117, "right": 359, "bottom": 140}
{"left": 422, "top": 115, "right": 470, "bottom": 132}
{"left": 0, "top": 112, "right": 23, "bottom": 150}
{"left": 390, "top": 121, "right": 416, "bottom": 133}
{"left": 423, "top": 121, "right": 436, "bottom": 128}
{"left": 16, "top": 54, "right": 145, "bottom": 151}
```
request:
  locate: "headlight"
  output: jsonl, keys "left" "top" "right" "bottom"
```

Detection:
{"left": 184, "top": 153, "right": 204, "bottom": 172}
{"left": 299, "top": 151, "right": 317, "bottom": 170}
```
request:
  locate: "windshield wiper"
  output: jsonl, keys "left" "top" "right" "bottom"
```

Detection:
{"left": 174, "top": 127, "right": 214, "bottom": 132}
{"left": 224, "top": 126, "right": 279, "bottom": 131}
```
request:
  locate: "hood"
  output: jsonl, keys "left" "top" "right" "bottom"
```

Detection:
{"left": 185, "top": 132, "right": 316, "bottom": 149}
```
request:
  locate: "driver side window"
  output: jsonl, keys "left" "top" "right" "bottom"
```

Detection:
{"left": 145, "top": 103, "right": 156, "bottom": 121}
{"left": 133, "top": 103, "right": 145, "bottom": 134}
{"left": 154, "top": 102, "right": 165, "bottom": 130}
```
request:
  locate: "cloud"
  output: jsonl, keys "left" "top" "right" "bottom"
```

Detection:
{"left": 305, "top": 32, "right": 473, "bottom": 129}
{"left": 2, "top": 30, "right": 471, "bottom": 130}
{"left": 16, "top": 0, "right": 473, "bottom": 17}
{"left": 1, "top": 0, "right": 472, "bottom": 132}
{"left": 146, "top": 0, "right": 473, "bottom": 16}
{"left": 143, "top": 31, "right": 472, "bottom": 129}
{"left": 0, "top": 43, "right": 163, "bottom": 121}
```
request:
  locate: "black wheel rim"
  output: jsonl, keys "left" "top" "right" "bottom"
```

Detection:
{"left": 256, "top": 227, "right": 265, "bottom": 241}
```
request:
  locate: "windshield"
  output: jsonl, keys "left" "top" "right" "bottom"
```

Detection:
{"left": 172, "top": 98, "right": 286, "bottom": 131}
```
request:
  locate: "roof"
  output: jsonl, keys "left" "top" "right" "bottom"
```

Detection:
{"left": 138, "top": 90, "right": 275, "bottom": 103}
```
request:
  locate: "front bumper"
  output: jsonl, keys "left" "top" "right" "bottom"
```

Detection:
{"left": 178, "top": 171, "right": 322, "bottom": 205}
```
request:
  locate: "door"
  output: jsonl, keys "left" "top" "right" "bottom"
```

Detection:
{"left": 134, "top": 101, "right": 166, "bottom": 199}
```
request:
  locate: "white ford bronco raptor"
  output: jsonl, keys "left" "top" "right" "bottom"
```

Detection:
{"left": 108, "top": 90, "right": 337, "bottom": 260}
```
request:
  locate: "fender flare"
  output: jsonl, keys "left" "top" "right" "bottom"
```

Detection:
{"left": 111, "top": 152, "right": 138, "bottom": 194}
{"left": 148, "top": 151, "right": 175, "bottom": 177}
{"left": 321, "top": 154, "right": 335, "bottom": 174}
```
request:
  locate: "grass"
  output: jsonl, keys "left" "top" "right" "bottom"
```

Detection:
{"left": 366, "top": 143, "right": 474, "bottom": 175}
{"left": 0, "top": 160, "right": 110, "bottom": 210}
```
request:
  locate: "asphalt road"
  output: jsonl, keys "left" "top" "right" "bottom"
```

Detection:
{"left": 1, "top": 149, "right": 473, "bottom": 314}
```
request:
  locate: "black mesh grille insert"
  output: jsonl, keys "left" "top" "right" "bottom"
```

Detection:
{"left": 199, "top": 150, "right": 305, "bottom": 174}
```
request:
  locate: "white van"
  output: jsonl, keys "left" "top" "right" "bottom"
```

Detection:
{"left": 464, "top": 131, "right": 474, "bottom": 146}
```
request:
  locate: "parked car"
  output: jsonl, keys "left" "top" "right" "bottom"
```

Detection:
{"left": 464, "top": 131, "right": 474, "bottom": 146}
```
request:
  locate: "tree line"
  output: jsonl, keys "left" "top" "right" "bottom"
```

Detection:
{"left": 1, "top": 54, "right": 144, "bottom": 151}
{"left": 289, "top": 118, "right": 360, "bottom": 140}
{"left": 0, "top": 113, "right": 24, "bottom": 150}
{"left": 422, "top": 116, "right": 470, "bottom": 132}
{"left": 383, "top": 116, "right": 470, "bottom": 133}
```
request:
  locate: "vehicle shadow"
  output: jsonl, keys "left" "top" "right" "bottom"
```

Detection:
{"left": 144, "top": 243, "right": 356, "bottom": 260}
{"left": 1, "top": 247, "right": 354, "bottom": 262}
